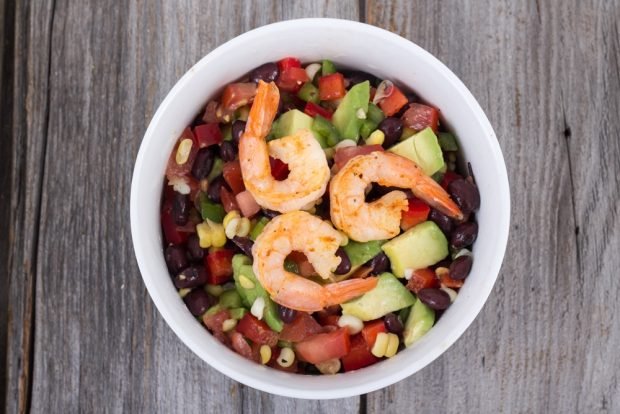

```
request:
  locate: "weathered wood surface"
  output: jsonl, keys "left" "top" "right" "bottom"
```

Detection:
{"left": 1, "top": 0, "right": 619, "bottom": 413}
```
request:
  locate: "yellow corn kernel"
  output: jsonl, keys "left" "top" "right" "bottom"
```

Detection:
{"left": 178, "top": 288, "right": 191, "bottom": 298}
{"left": 225, "top": 217, "right": 241, "bottom": 239}
{"left": 205, "top": 284, "right": 224, "bottom": 296}
{"left": 237, "top": 218, "right": 251, "bottom": 237}
{"left": 238, "top": 274, "right": 255, "bottom": 290}
{"left": 208, "top": 220, "right": 227, "bottom": 247}
{"left": 338, "top": 231, "right": 349, "bottom": 247}
{"left": 371, "top": 332, "right": 390, "bottom": 357}
{"left": 222, "top": 318, "right": 237, "bottom": 332}
{"left": 277, "top": 347, "right": 295, "bottom": 368}
{"left": 223, "top": 210, "right": 241, "bottom": 229}
{"left": 365, "top": 130, "right": 385, "bottom": 146}
{"left": 196, "top": 222, "right": 213, "bottom": 248}
{"left": 435, "top": 267, "right": 450, "bottom": 278}
{"left": 385, "top": 333, "right": 399, "bottom": 358}
{"left": 175, "top": 138, "right": 194, "bottom": 165}
{"left": 260, "top": 345, "right": 272, "bottom": 365}
{"left": 315, "top": 358, "right": 341, "bottom": 375}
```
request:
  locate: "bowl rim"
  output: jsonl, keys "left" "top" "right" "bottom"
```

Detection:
{"left": 130, "top": 17, "right": 510, "bottom": 399}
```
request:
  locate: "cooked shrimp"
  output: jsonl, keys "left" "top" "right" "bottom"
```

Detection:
{"left": 330, "top": 151, "right": 463, "bottom": 242}
{"left": 252, "top": 211, "right": 378, "bottom": 312}
{"left": 239, "top": 81, "right": 330, "bottom": 213}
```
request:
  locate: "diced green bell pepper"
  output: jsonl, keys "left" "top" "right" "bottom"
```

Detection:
{"left": 249, "top": 217, "right": 270, "bottom": 241}
{"left": 207, "top": 158, "right": 224, "bottom": 181}
{"left": 198, "top": 194, "right": 226, "bottom": 223}
{"left": 311, "top": 115, "right": 340, "bottom": 147}
{"left": 438, "top": 132, "right": 458, "bottom": 151}
{"left": 360, "top": 119, "right": 379, "bottom": 140}
{"left": 321, "top": 59, "right": 337, "bottom": 76}
{"left": 367, "top": 103, "right": 385, "bottom": 124}
{"left": 298, "top": 82, "right": 320, "bottom": 104}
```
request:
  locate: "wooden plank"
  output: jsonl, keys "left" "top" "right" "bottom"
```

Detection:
{"left": 364, "top": 0, "right": 613, "bottom": 412}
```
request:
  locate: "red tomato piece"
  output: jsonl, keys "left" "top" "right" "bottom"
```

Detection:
{"left": 318, "top": 73, "right": 346, "bottom": 101}
{"left": 202, "top": 309, "right": 231, "bottom": 344}
{"left": 161, "top": 200, "right": 190, "bottom": 245}
{"left": 333, "top": 145, "right": 384, "bottom": 171}
{"left": 279, "top": 312, "right": 324, "bottom": 342}
{"left": 401, "top": 198, "right": 431, "bottom": 231}
{"left": 269, "top": 157, "right": 290, "bottom": 180}
{"left": 378, "top": 85, "right": 408, "bottom": 116}
{"left": 222, "top": 160, "right": 245, "bottom": 195}
{"left": 406, "top": 268, "right": 440, "bottom": 293}
{"left": 440, "top": 171, "right": 462, "bottom": 191}
{"left": 219, "top": 187, "right": 239, "bottom": 213}
{"left": 341, "top": 333, "right": 380, "bottom": 372}
{"left": 236, "top": 313, "right": 279, "bottom": 347}
{"left": 295, "top": 328, "right": 351, "bottom": 364}
{"left": 303, "top": 102, "right": 333, "bottom": 120}
{"left": 361, "top": 320, "right": 387, "bottom": 348}
{"left": 230, "top": 331, "right": 254, "bottom": 360}
{"left": 235, "top": 190, "right": 261, "bottom": 218}
{"left": 401, "top": 103, "right": 440, "bottom": 132}
{"left": 277, "top": 57, "right": 301, "bottom": 72}
{"left": 193, "top": 123, "right": 222, "bottom": 148}
{"left": 277, "top": 67, "right": 309, "bottom": 93}
{"left": 165, "top": 128, "right": 198, "bottom": 180}
{"left": 205, "top": 249, "right": 234, "bottom": 285}
{"left": 221, "top": 83, "right": 257, "bottom": 111}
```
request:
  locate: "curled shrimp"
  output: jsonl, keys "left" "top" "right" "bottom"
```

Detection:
{"left": 330, "top": 151, "right": 463, "bottom": 242}
{"left": 252, "top": 211, "right": 379, "bottom": 312}
{"left": 239, "top": 81, "right": 330, "bottom": 213}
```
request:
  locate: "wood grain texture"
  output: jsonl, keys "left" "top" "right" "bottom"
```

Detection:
{"left": 366, "top": 0, "right": 619, "bottom": 413}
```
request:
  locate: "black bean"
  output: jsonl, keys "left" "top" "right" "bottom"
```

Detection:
{"left": 343, "top": 70, "right": 379, "bottom": 87}
{"left": 172, "top": 192, "right": 190, "bottom": 225}
{"left": 262, "top": 209, "right": 280, "bottom": 219}
{"left": 384, "top": 313, "right": 404, "bottom": 335}
{"left": 183, "top": 289, "right": 215, "bottom": 316}
{"left": 191, "top": 147, "right": 216, "bottom": 180}
{"left": 278, "top": 304, "right": 297, "bottom": 324}
{"left": 334, "top": 248, "right": 352, "bottom": 275}
{"left": 207, "top": 175, "right": 226, "bottom": 203}
{"left": 231, "top": 236, "right": 254, "bottom": 257}
{"left": 450, "top": 221, "right": 478, "bottom": 249}
{"left": 405, "top": 92, "right": 419, "bottom": 103}
{"left": 164, "top": 245, "right": 189, "bottom": 274}
{"left": 220, "top": 141, "right": 237, "bottom": 162}
{"left": 418, "top": 288, "right": 451, "bottom": 310}
{"left": 448, "top": 179, "right": 480, "bottom": 216}
{"left": 366, "top": 252, "right": 390, "bottom": 275}
{"left": 378, "top": 117, "right": 403, "bottom": 148}
{"left": 248, "top": 62, "right": 279, "bottom": 84}
{"left": 231, "top": 120, "right": 246, "bottom": 144}
{"left": 429, "top": 208, "right": 454, "bottom": 236}
{"left": 449, "top": 255, "right": 473, "bottom": 280}
{"left": 186, "top": 234, "right": 205, "bottom": 262}
{"left": 174, "top": 265, "right": 208, "bottom": 289}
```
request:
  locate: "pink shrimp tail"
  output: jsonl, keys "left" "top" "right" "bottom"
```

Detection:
{"left": 244, "top": 80, "right": 279, "bottom": 139}
{"left": 324, "top": 277, "right": 379, "bottom": 306}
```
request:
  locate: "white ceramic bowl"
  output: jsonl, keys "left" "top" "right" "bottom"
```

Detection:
{"left": 130, "top": 18, "right": 510, "bottom": 399}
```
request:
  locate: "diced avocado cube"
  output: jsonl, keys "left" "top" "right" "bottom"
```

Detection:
{"left": 272, "top": 109, "right": 326, "bottom": 147}
{"left": 343, "top": 239, "right": 385, "bottom": 267}
{"left": 341, "top": 273, "right": 416, "bottom": 321}
{"left": 232, "top": 254, "right": 251, "bottom": 274}
{"left": 388, "top": 127, "right": 445, "bottom": 176}
{"left": 233, "top": 263, "right": 283, "bottom": 332}
{"left": 219, "top": 289, "right": 242, "bottom": 309}
{"left": 438, "top": 132, "right": 458, "bottom": 151}
{"left": 381, "top": 221, "right": 449, "bottom": 277}
{"left": 403, "top": 299, "right": 435, "bottom": 347}
{"left": 332, "top": 81, "right": 370, "bottom": 142}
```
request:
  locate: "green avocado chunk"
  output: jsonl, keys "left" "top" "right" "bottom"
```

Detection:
{"left": 343, "top": 239, "right": 385, "bottom": 267}
{"left": 403, "top": 298, "right": 435, "bottom": 347}
{"left": 272, "top": 109, "right": 327, "bottom": 147}
{"left": 332, "top": 81, "right": 370, "bottom": 142}
{"left": 381, "top": 221, "right": 449, "bottom": 277}
{"left": 341, "top": 273, "right": 415, "bottom": 321}
{"left": 388, "top": 127, "right": 445, "bottom": 175}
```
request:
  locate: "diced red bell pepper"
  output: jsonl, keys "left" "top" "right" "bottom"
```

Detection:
{"left": 318, "top": 73, "right": 346, "bottom": 101}
{"left": 303, "top": 102, "right": 333, "bottom": 120}
{"left": 401, "top": 198, "right": 431, "bottom": 231}
{"left": 438, "top": 272, "right": 464, "bottom": 288}
{"left": 161, "top": 200, "right": 190, "bottom": 245}
{"left": 220, "top": 187, "right": 239, "bottom": 213}
{"left": 406, "top": 268, "right": 440, "bottom": 293}
{"left": 440, "top": 171, "right": 462, "bottom": 191}
{"left": 401, "top": 103, "right": 440, "bottom": 132}
{"left": 295, "top": 328, "right": 351, "bottom": 364}
{"left": 279, "top": 312, "right": 324, "bottom": 342}
{"left": 230, "top": 331, "right": 254, "bottom": 360}
{"left": 236, "top": 313, "right": 279, "bottom": 347}
{"left": 334, "top": 145, "right": 384, "bottom": 171}
{"left": 277, "top": 67, "right": 309, "bottom": 93}
{"left": 222, "top": 160, "right": 245, "bottom": 195}
{"left": 269, "top": 157, "right": 290, "bottom": 180}
{"left": 205, "top": 249, "right": 234, "bottom": 284}
{"left": 341, "top": 333, "right": 380, "bottom": 372}
{"left": 165, "top": 128, "right": 198, "bottom": 179}
{"left": 361, "top": 319, "right": 387, "bottom": 348}
{"left": 193, "top": 123, "right": 222, "bottom": 148}
{"left": 202, "top": 309, "right": 231, "bottom": 344}
{"left": 221, "top": 83, "right": 257, "bottom": 111}
{"left": 378, "top": 85, "right": 408, "bottom": 116}
{"left": 277, "top": 57, "right": 301, "bottom": 72}
{"left": 235, "top": 190, "right": 261, "bottom": 218}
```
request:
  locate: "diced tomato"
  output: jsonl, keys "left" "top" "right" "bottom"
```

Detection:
{"left": 295, "top": 328, "right": 351, "bottom": 364}
{"left": 205, "top": 249, "right": 234, "bottom": 284}
{"left": 230, "top": 331, "right": 254, "bottom": 360}
{"left": 303, "top": 102, "right": 333, "bottom": 120}
{"left": 401, "top": 198, "right": 431, "bottom": 231}
{"left": 341, "top": 333, "right": 380, "bottom": 372}
{"left": 161, "top": 201, "right": 190, "bottom": 245}
{"left": 219, "top": 187, "right": 239, "bottom": 213}
{"left": 406, "top": 268, "right": 440, "bottom": 293}
{"left": 222, "top": 161, "right": 245, "bottom": 195}
{"left": 438, "top": 272, "right": 464, "bottom": 289}
{"left": 235, "top": 190, "right": 261, "bottom": 218}
{"left": 277, "top": 57, "right": 301, "bottom": 72}
{"left": 378, "top": 85, "right": 408, "bottom": 116}
{"left": 202, "top": 309, "right": 231, "bottom": 344}
{"left": 318, "top": 73, "right": 346, "bottom": 101}
{"left": 193, "top": 123, "right": 222, "bottom": 148}
{"left": 221, "top": 83, "right": 257, "bottom": 111}
{"left": 269, "top": 157, "right": 290, "bottom": 180}
{"left": 401, "top": 103, "right": 440, "bottom": 132}
{"left": 361, "top": 320, "right": 387, "bottom": 348}
{"left": 334, "top": 145, "right": 384, "bottom": 171}
{"left": 236, "top": 313, "right": 279, "bottom": 347}
{"left": 279, "top": 312, "right": 324, "bottom": 342}
{"left": 202, "top": 101, "right": 219, "bottom": 123}
{"left": 165, "top": 128, "right": 198, "bottom": 179}
{"left": 277, "top": 67, "right": 309, "bottom": 93}
{"left": 319, "top": 314, "right": 340, "bottom": 327}
{"left": 440, "top": 171, "right": 462, "bottom": 190}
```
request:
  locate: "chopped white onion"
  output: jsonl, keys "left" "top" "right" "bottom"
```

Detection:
{"left": 305, "top": 63, "right": 322, "bottom": 81}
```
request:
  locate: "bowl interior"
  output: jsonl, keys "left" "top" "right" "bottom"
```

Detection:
{"left": 130, "top": 19, "right": 510, "bottom": 399}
